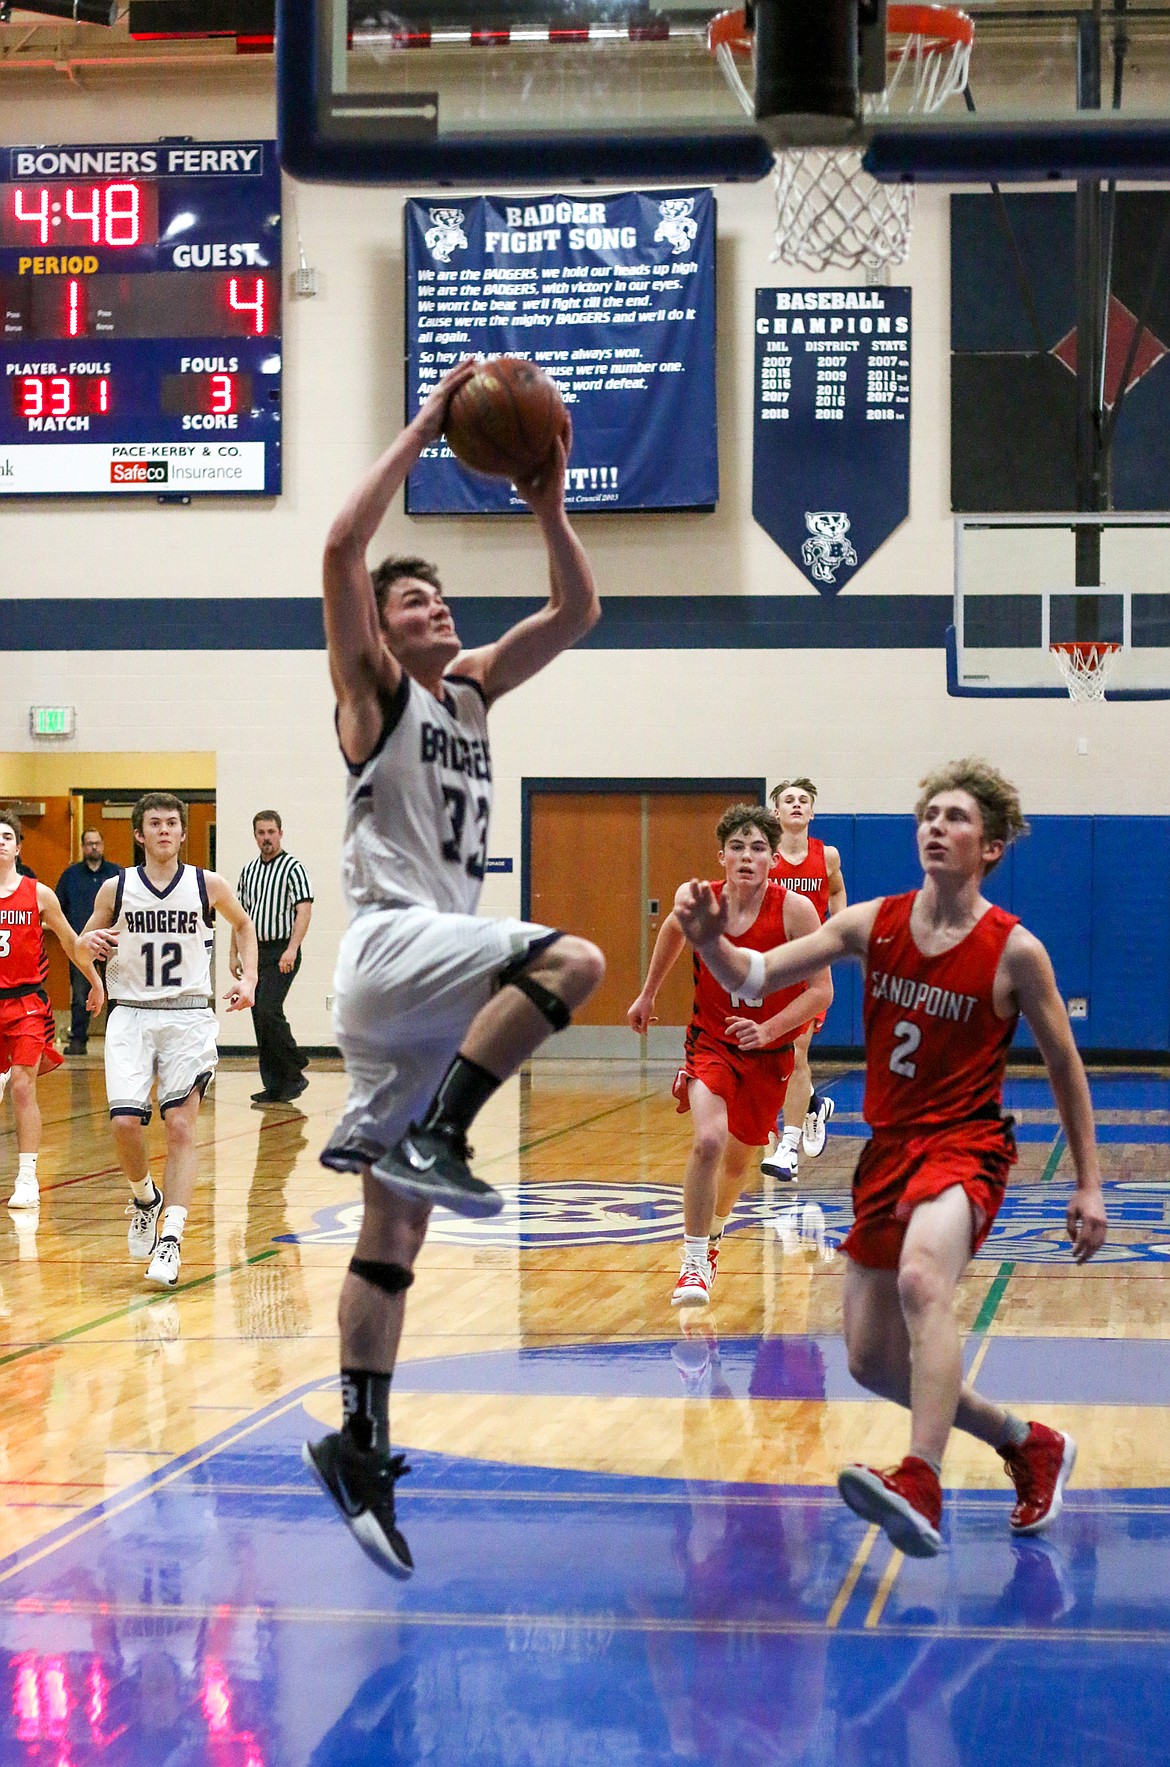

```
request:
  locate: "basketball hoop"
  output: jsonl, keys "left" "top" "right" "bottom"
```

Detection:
{"left": 708, "top": 4, "right": 974, "bottom": 272}
{"left": 1050, "top": 640, "right": 1121, "bottom": 702}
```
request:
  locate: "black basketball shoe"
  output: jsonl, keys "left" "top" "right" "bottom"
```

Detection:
{"left": 302, "top": 1433, "right": 414, "bottom": 1578}
{"left": 372, "top": 1123, "right": 504, "bottom": 1219}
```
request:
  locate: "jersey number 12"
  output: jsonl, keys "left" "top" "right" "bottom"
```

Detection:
{"left": 143, "top": 941, "right": 182, "bottom": 989}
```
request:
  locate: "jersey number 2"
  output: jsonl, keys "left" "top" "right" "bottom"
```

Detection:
{"left": 889, "top": 1019, "right": 921, "bottom": 1078}
{"left": 143, "top": 941, "right": 182, "bottom": 989}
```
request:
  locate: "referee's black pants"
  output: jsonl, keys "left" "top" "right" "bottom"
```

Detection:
{"left": 253, "top": 942, "right": 306, "bottom": 1099}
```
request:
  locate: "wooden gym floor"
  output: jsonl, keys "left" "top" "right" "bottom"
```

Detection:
{"left": 1, "top": 1055, "right": 1169, "bottom": 1764}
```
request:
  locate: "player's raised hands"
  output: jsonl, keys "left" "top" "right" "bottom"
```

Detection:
{"left": 513, "top": 428, "right": 571, "bottom": 515}
{"left": 674, "top": 880, "right": 728, "bottom": 946}
{"left": 412, "top": 357, "right": 477, "bottom": 446}
{"left": 1067, "top": 1183, "right": 1107, "bottom": 1263}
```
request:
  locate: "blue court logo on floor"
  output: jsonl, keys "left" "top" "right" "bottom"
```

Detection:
{"left": 278, "top": 1179, "right": 1169, "bottom": 1261}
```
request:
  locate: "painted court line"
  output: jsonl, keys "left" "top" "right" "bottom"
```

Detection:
{"left": 825, "top": 1524, "right": 880, "bottom": 1627}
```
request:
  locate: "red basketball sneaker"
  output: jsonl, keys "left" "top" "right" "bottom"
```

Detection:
{"left": 999, "top": 1423, "right": 1077, "bottom": 1535}
{"left": 837, "top": 1456, "right": 944, "bottom": 1557}
{"left": 707, "top": 1238, "right": 720, "bottom": 1291}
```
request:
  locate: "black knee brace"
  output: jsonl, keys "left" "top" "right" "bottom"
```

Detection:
{"left": 507, "top": 971, "right": 572, "bottom": 1032}
{"left": 348, "top": 1257, "right": 414, "bottom": 1296}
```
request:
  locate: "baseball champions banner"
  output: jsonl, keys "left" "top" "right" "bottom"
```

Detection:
{"left": 753, "top": 286, "right": 911, "bottom": 594}
{"left": 404, "top": 189, "right": 717, "bottom": 514}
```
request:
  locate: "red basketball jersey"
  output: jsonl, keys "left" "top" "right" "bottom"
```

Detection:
{"left": 0, "top": 875, "right": 47, "bottom": 992}
{"left": 688, "top": 880, "right": 803, "bottom": 1045}
{"left": 863, "top": 891, "right": 1019, "bottom": 1129}
{"left": 769, "top": 836, "right": 831, "bottom": 923}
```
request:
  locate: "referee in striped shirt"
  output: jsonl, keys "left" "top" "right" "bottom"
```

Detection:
{"left": 233, "top": 811, "right": 314, "bottom": 1105}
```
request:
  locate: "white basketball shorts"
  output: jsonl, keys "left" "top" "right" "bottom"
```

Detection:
{"left": 105, "top": 1004, "right": 219, "bottom": 1122}
{"left": 321, "top": 904, "right": 559, "bottom": 1173}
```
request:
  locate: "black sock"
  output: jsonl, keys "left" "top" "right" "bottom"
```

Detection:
{"left": 340, "top": 1368, "right": 391, "bottom": 1454}
{"left": 420, "top": 1055, "right": 501, "bottom": 1137}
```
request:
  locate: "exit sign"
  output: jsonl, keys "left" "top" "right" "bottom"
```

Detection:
{"left": 29, "top": 706, "right": 75, "bottom": 739}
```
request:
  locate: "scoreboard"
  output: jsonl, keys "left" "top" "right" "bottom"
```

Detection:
{"left": 0, "top": 140, "right": 281, "bottom": 497}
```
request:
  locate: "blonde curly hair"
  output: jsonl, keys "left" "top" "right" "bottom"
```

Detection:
{"left": 915, "top": 759, "right": 1029, "bottom": 872}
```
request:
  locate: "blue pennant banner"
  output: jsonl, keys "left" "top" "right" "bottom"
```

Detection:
{"left": 753, "top": 285, "right": 911, "bottom": 595}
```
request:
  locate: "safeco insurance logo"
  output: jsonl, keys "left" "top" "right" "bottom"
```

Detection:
{"left": 111, "top": 460, "right": 167, "bottom": 484}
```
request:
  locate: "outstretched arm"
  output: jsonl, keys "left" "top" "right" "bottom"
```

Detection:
{"left": 452, "top": 431, "right": 599, "bottom": 703}
{"left": 724, "top": 892, "right": 833, "bottom": 1050}
{"left": 205, "top": 874, "right": 258, "bottom": 1012}
{"left": 675, "top": 882, "right": 877, "bottom": 996}
{"left": 1007, "top": 928, "right": 1106, "bottom": 1263}
{"left": 627, "top": 913, "right": 689, "bottom": 1034}
{"left": 324, "top": 359, "right": 477, "bottom": 760}
{"left": 37, "top": 884, "right": 103, "bottom": 1010}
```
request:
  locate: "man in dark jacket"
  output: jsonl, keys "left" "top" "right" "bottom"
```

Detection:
{"left": 56, "top": 829, "right": 120, "bottom": 1053}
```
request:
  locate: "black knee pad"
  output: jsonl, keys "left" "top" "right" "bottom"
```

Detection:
{"left": 507, "top": 971, "right": 572, "bottom": 1032}
{"left": 348, "top": 1257, "right": 414, "bottom": 1296}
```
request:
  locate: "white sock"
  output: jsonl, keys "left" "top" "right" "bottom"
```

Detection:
{"left": 17, "top": 1153, "right": 37, "bottom": 1182}
{"left": 160, "top": 1205, "right": 188, "bottom": 1242}
{"left": 683, "top": 1233, "right": 708, "bottom": 1267}
{"left": 997, "top": 1412, "right": 1031, "bottom": 1450}
{"left": 781, "top": 1126, "right": 801, "bottom": 1152}
{"left": 130, "top": 1176, "right": 158, "bottom": 1205}
{"left": 709, "top": 1213, "right": 730, "bottom": 1243}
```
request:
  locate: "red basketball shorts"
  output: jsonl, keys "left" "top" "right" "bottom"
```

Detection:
{"left": 0, "top": 991, "right": 63, "bottom": 1075}
{"left": 673, "top": 1030, "right": 795, "bottom": 1149}
{"left": 842, "top": 1116, "right": 1018, "bottom": 1270}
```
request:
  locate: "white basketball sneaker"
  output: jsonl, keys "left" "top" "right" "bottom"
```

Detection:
{"left": 8, "top": 1174, "right": 39, "bottom": 1211}
{"left": 760, "top": 1138, "right": 798, "bottom": 1183}
{"left": 802, "top": 1093, "right": 836, "bottom": 1157}
{"left": 671, "top": 1258, "right": 712, "bottom": 1308}
{"left": 126, "top": 1184, "right": 164, "bottom": 1260}
{"left": 145, "top": 1235, "right": 182, "bottom": 1288}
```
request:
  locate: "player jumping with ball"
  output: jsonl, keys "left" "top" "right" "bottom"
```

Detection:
{"left": 673, "top": 760, "right": 1107, "bottom": 1557}
{"left": 306, "top": 358, "right": 605, "bottom": 1579}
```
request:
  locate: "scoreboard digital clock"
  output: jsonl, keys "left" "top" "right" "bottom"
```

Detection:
{"left": 0, "top": 140, "right": 281, "bottom": 496}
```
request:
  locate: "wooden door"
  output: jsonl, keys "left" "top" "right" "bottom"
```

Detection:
{"left": 647, "top": 792, "right": 744, "bottom": 1025}
{"left": 528, "top": 794, "right": 642, "bottom": 1027}
{"left": 527, "top": 785, "right": 764, "bottom": 1027}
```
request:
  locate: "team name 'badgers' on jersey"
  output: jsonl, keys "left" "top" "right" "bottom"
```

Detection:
{"left": 105, "top": 864, "right": 215, "bottom": 1005}
{"left": 340, "top": 672, "right": 492, "bottom": 918}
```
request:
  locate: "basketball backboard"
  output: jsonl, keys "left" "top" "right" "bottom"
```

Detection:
{"left": 277, "top": 0, "right": 1170, "bottom": 189}
{"left": 277, "top": 0, "right": 773, "bottom": 185}
{"left": 951, "top": 515, "right": 1170, "bottom": 700}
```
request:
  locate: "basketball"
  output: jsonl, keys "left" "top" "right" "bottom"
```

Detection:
{"left": 443, "top": 356, "right": 568, "bottom": 480}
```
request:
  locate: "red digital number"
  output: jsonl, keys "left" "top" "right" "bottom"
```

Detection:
{"left": 104, "top": 183, "right": 140, "bottom": 247}
{"left": 228, "top": 276, "right": 267, "bottom": 335}
{"left": 66, "top": 279, "right": 84, "bottom": 338}
{"left": 13, "top": 187, "right": 50, "bottom": 244}
{"left": 64, "top": 186, "right": 101, "bottom": 244}
{"left": 13, "top": 375, "right": 111, "bottom": 419}
{"left": 209, "top": 373, "right": 234, "bottom": 414}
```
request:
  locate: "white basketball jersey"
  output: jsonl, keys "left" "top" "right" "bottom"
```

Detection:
{"left": 106, "top": 864, "right": 215, "bottom": 1005}
{"left": 340, "top": 671, "right": 493, "bottom": 917}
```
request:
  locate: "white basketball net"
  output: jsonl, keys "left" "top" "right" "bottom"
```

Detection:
{"left": 714, "top": 14, "right": 972, "bottom": 272}
{"left": 1051, "top": 642, "right": 1121, "bottom": 703}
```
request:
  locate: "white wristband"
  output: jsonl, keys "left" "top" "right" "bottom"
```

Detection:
{"left": 743, "top": 949, "right": 766, "bottom": 998}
